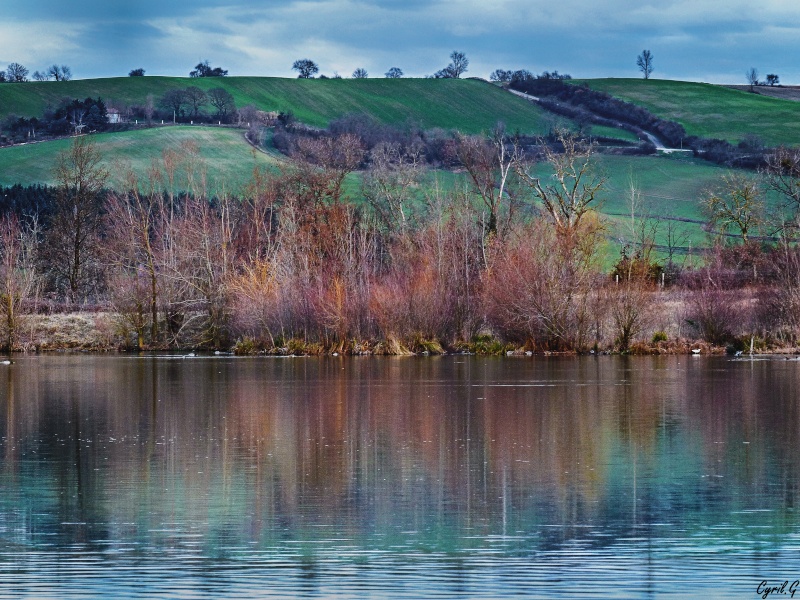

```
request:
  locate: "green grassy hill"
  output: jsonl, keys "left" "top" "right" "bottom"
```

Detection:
{"left": 522, "top": 152, "right": 738, "bottom": 254}
{"left": 0, "top": 75, "right": 787, "bottom": 257}
{"left": 0, "top": 124, "right": 728, "bottom": 251}
{"left": 577, "top": 78, "right": 800, "bottom": 147}
{"left": 0, "top": 76, "right": 555, "bottom": 135}
{"left": 0, "top": 126, "right": 278, "bottom": 196}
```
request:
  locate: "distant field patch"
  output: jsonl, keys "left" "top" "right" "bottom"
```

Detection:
{"left": 577, "top": 78, "right": 800, "bottom": 147}
{"left": 0, "top": 126, "right": 277, "bottom": 195}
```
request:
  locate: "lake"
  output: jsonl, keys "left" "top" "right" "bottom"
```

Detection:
{"left": 0, "top": 354, "right": 797, "bottom": 598}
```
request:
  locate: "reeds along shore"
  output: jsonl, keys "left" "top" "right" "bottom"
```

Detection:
{"left": 1, "top": 135, "right": 799, "bottom": 355}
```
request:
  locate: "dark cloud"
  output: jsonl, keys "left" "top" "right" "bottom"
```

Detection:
{"left": 3, "top": 0, "right": 800, "bottom": 82}
{"left": 11, "top": 0, "right": 230, "bottom": 21}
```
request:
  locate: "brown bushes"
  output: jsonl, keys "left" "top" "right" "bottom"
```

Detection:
{"left": 485, "top": 219, "right": 602, "bottom": 351}
{"left": 10, "top": 135, "right": 800, "bottom": 353}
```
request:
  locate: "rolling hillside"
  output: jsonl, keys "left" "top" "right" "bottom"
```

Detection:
{"left": 577, "top": 78, "right": 800, "bottom": 147}
{"left": 0, "top": 76, "right": 555, "bottom": 135}
{"left": 0, "top": 75, "right": 788, "bottom": 256}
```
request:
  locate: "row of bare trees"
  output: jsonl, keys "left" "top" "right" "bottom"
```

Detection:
{"left": 2, "top": 131, "right": 800, "bottom": 353}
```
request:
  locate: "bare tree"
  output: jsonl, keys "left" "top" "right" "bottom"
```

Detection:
{"left": 746, "top": 67, "right": 759, "bottom": 92}
{"left": 190, "top": 60, "right": 227, "bottom": 77}
{"left": 685, "top": 251, "right": 743, "bottom": 344}
{"left": 103, "top": 171, "right": 163, "bottom": 348}
{"left": 144, "top": 94, "right": 155, "bottom": 124}
{"left": 764, "top": 147, "right": 800, "bottom": 233}
{"left": 385, "top": 67, "right": 403, "bottom": 78}
{"left": 293, "top": 133, "right": 366, "bottom": 204}
{"left": 238, "top": 166, "right": 280, "bottom": 263}
{"left": 490, "top": 69, "right": 513, "bottom": 83}
{"left": 168, "top": 195, "right": 236, "bottom": 347}
{"left": 207, "top": 87, "right": 235, "bottom": 119}
{"left": 761, "top": 246, "right": 800, "bottom": 340}
{"left": 32, "top": 71, "right": 47, "bottom": 81}
{"left": 352, "top": 68, "right": 368, "bottom": 79}
{"left": 766, "top": 74, "right": 780, "bottom": 86}
{"left": 160, "top": 89, "right": 188, "bottom": 122}
{"left": 6, "top": 63, "right": 28, "bottom": 82}
{"left": 47, "top": 64, "right": 72, "bottom": 81}
{"left": 516, "top": 129, "right": 606, "bottom": 237}
{"left": 486, "top": 219, "right": 599, "bottom": 351}
{"left": 661, "top": 218, "right": 690, "bottom": 273}
{"left": 362, "top": 141, "right": 423, "bottom": 236}
{"left": 45, "top": 136, "right": 109, "bottom": 302}
{"left": 0, "top": 215, "right": 39, "bottom": 351}
{"left": 292, "top": 59, "right": 319, "bottom": 79}
{"left": 636, "top": 50, "right": 654, "bottom": 79}
{"left": 610, "top": 276, "right": 652, "bottom": 351}
{"left": 448, "top": 51, "right": 469, "bottom": 78}
{"left": 703, "top": 173, "right": 764, "bottom": 244}
{"left": 456, "top": 125, "right": 522, "bottom": 237}
{"left": 184, "top": 86, "right": 207, "bottom": 118}
{"left": 434, "top": 51, "right": 469, "bottom": 78}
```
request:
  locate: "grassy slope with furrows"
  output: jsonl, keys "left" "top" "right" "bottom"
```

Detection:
{"left": 0, "top": 76, "right": 555, "bottom": 135}
{"left": 575, "top": 78, "right": 800, "bottom": 147}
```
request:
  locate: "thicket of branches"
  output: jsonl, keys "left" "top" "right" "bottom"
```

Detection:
{"left": 1, "top": 131, "right": 800, "bottom": 354}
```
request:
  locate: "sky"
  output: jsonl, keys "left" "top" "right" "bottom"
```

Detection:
{"left": 1, "top": 0, "right": 798, "bottom": 84}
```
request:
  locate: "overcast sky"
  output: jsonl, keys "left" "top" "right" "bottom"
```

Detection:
{"left": 1, "top": 0, "right": 797, "bottom": 83}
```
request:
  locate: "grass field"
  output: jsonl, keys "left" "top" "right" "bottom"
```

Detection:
{"left": 0, "top": 113, "right": 780, "bottom": 262}
{"left": 0, "top": 123, "right": 774, "bottom": 258}
{"left": 519, "top": 151, "right": 783, "bottom": 257}
{"left": 0, "top": 76, "right": 563, "bottom": 136}
{"left": 576, "top": 78, "right": 800, "bottom": 147}
{"left": 0, "top": 126, "right": 278, "bottom": 196}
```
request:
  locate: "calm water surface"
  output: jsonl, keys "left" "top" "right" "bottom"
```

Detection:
{"left": 0, "top": 354, "right": 798, "bottom": 598}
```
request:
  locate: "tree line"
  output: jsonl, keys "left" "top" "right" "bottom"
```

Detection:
{"left": 3, "top": 97, "right": 110, "bottom": 143}
{"left": 0, "top": 63, "right": 72, "bottom": 83}
{"left": 0, "top": 88, "right": 244, "bottom": 145}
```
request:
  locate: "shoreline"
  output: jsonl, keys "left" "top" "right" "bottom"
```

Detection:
{"left": 5, "top": 311, "right": 797, "bottom": 357}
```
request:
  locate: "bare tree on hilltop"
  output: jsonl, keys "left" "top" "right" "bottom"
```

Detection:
{"left": 433, "top": 51, "right": 469, "bottom": 79}
{"left": 746, "top": 67, "right": 759, "bottom": 92}
{"left": 6, "top": 63, "right": 28, "bottom": 82}
{"left": 190, "top": 60, "right": 227, "bottom": 77}
{"left": 292, "top": 59, "right": 319, "bottom": 79}
{"left": 636, "top": 50, "right": 653, "bottom": 79}
{"left": 47, "top": 64, "right": 72, "bottom": 81}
